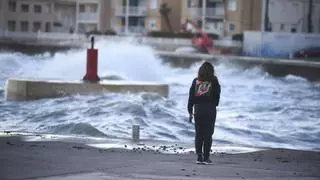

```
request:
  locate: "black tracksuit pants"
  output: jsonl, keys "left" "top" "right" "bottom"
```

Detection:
{"left": 194, "top": 103, "right": 216, "bottom": 159}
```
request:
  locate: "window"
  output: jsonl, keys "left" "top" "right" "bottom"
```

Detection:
{"left": 229, "top": 23, "right": 235, "bottom": 31}
{"left": 88, "top": 4, "right": 98, "bottom": 13}
{"left": 8, "top": 0, "right": 16, "bottom": 12}
{"left": 150, "top": 0, "right": 157, "bottom": 9}
{"left": 20, "top": 21, "right": 29, "bottom": 32}
{"left": 148, "top": 19, "right": 157, "bottom": 30}
{"left": 228, "top": 0, "right": 236, "bottom": 11}
{"left": 214, "top": 23, "right": 217, "bottom": 29}
{"left": 79, "top": 4, "right": 85, "bottom": 12}
{"left": 33, "top": 22, "right": 41, "bottom": 32}
{"left": 187, "top": 0, "right": 193, "bottom": 8}
{"left": 197, "top": 20, "right": 202, "bottom": 28}
{"left": 21, "top": 4, "right": 29, "bottom": 12}
{"left": 45, "top": 22, "right": 51, "bottom": 32}
{"left": 7, "top": 21, "right": 16, "bottom": 31}
{"left": 78, "top": 23, "right": 85, "bottom": 33}
{"left": 45, "top": 4, "right": 51, "bottom": 13}
{"left": 138, "top": 18, "right": 145, "bottom": 26}
{"left": 280, "top": 24, "right": 284, "bottom": 31}
{"left": 53, "top": 22, "right": 62, "bottom": 27}
{"left": 34, "top": 5, "right": 42, "bottom": 13}
{"left": 291, "top": 24, "right": 297, "bottom": 33}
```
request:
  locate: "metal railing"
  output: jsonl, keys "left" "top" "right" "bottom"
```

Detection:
{"left": 78, "top": 12, "right": 99, "bottom": 21}
{"left": 115, "top": 6, "right": 147, "bottom": 16}
{"left": 0, "top": 30, "right": 86, "bottom": 41}
{"left": 188, "top": 7, "right": 225, "bottom": 18}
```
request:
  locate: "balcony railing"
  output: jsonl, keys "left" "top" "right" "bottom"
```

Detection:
{"left": 188, "top": 7, "right": 225, "bottom": 18}
{"left": 0, "top": 30, "right": 86, "bottom": 41}
{"left": 115, "top": 6, "right": 147, "bottom": 16}
{"left": 78, "top": 12, "right": 99, "bottom": 21}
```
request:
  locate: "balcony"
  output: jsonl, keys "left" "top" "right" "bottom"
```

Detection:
{"left": 188, "top": 7, "right": 225, "bottom": 18}
{"left": 78, "top": 12, "right": 99, "bottom": 21}
{"left": 115, "top": 6, "right": 147, "bottom": 16}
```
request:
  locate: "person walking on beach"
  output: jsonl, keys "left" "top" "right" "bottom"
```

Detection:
{"left": 187, "top": 61, "right": 221, "bottom": 164}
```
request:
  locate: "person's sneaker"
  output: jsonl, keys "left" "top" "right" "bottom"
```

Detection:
{"left": 196, "top": 155, "right": 203, "bottom": 164}
{"left": 203, "top": 158, "right": 213, "bottom": 165}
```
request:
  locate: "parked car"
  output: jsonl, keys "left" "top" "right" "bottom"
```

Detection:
{"left": 294, "top": 47, "right": 320, "bottom": 58}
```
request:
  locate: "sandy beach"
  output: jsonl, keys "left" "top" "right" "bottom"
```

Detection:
{"left": 0, "top": 135, "right": 319, "bottom": 180}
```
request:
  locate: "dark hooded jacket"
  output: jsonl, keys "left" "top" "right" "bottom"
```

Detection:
{"left": 187, "top": 76, "right": 221, "bottom": 114}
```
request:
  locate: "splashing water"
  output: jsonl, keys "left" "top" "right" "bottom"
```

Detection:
{"left": 0, "top": 39, "right": 319, "bottom": 152}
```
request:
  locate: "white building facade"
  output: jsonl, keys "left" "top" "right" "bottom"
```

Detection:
{"left": 0, "top": 0, "right": 101, "bottom": 34}
{"left": 263, "top": 0, "right": 320, "bottom": 33}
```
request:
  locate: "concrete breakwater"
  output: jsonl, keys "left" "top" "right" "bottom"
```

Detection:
{"left": 0, "top": 33, "right": 242, "bottom": 54}
{"left": 157, "top": 51, "right": 320, "bottom": 81}
{"left": 5, "top": 79, "right": 169, "bottom": 101}
{"left": 0, "top": 39, "right": 84, "bottom": 55}
{"left": 0, "top": 37, "right": 179, "bottom": 54}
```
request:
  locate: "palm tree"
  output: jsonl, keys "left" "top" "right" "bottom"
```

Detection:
{"left": 308, "top": 0, "right": 313, "bottom": 33}
{"left": 159, "top": 3, "right": 173, "bottom": 33}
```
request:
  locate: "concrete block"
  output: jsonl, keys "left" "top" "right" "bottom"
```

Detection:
{"left": 5, "top": 79, "right": 27, "bottom": 101}
{"left": 156, "top": 51, "right": 320, "bottom": 81}
{"left": 5, "top": 79, "right": 169, "bottom": 101}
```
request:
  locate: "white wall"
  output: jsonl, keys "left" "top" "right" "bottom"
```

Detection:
{"left": 244, "top": 31, "right": 320, "bottom": 58}
{"left": 268, "top": 0, "right": 320, "bottom": 33}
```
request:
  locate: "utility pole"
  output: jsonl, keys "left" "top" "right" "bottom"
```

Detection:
{"left": 125, "top": 0, "right": 129, "bottom": 35}
{"left": 264, "top": 0, "right": 270, "bottom": 31}
{"left": 308, "top": 0, "right": 313, "bottom": 33}
{"left": 75, "top": 1, "right": 79, "bottom": 33}
{"left": 202, "top": 0, "right": 206, "bottom": 32}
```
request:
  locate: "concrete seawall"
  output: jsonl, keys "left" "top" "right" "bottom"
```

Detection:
{"left": 157, "top": 51, "right": 320, "bottom": 81}
{"left": 0, "top": 34, "right": 243, "bottom": 55}
{"left": 5, "top": 79, "right": 169, "bottom": 101}
{"left": 0, "top": 39, "right": 84, "bottom": 55}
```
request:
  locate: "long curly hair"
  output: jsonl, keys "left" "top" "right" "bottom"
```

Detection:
{"left": 197, "top": 61, "right": 215, "bottom": 82}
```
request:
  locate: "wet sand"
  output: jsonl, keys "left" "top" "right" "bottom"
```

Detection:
{"left": 1, "top": 136, "right": 319, "bottom": 180}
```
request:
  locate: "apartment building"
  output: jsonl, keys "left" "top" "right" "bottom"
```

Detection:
{"left": 224, "top": 0, "right": 262, "bottom": 36}
{"left": 112, "top": 0, "right": 157, "bottom": 34}
{"left": 0, "top": 0, "right": 102, "bottom": 34}
{"left": 0, "top": 0, "right": 55, "bottom": 33}
{"left": 0, "top": 0, "right": 174, "bottom": 35}
{"left": 111, "top": 0, "right": 184, "bottom": 34}
{"left": 181, "top": 0, "right": 225, "bottom": 36}
{"left": 1, "top": 0, "right": 317, "bottom": 38}
{"left": 0, "top": 0, "right": 227, "bottom": 36}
